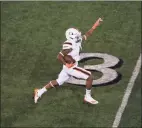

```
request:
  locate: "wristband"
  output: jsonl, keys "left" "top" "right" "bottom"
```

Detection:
{"left": 59, "top": 52, "right": 64, "bottom": 57}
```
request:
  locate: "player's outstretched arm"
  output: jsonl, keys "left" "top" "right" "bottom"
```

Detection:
{"left": 82, "top": 28, "right": 94, "bottom": 41}
{"left": 82, "top": 18, "right": 103, "bottom": 41}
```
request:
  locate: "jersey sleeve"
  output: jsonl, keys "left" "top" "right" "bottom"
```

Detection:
{"left": 62, "top": 42, "right": 72, "bottom": 50}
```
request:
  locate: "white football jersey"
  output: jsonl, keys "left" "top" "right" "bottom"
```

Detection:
{"left": 62, "top": 38, "right": 82, "bottom": 62}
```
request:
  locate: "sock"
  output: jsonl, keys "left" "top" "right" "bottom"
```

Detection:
{"left": 38, "top": 87, "right": 47, "bottom": 97}
{"left": 86, "top": 89, "right": 91, "bottom": 96}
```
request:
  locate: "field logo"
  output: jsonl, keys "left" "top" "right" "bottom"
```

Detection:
{"left": 67, "top": 53, "right": 122, "bottom": 86}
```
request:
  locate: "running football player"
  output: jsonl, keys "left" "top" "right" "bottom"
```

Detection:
{"left": 34, "top": 18, "right": 103, "bottom": 104}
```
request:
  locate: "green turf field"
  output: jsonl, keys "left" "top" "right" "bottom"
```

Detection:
{"left": 1, "top": 1, "right": 141, "bottom": 127}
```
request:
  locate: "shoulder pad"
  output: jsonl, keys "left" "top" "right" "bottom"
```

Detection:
{"left": 62, "top": 42, "right": 72, "bottom": 49}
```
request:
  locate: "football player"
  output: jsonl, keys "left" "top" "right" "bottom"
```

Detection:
{"left": 34, "top": 19, "right": 102, "bottom": 104}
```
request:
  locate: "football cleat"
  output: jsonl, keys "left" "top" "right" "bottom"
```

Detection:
{"left": 34, "top": 88, "right": 41, "bottom": 103}
{"left": 84, "top": 95, "right": 99, "bottom": 105}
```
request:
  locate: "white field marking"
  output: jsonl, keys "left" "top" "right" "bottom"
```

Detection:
{"left": 112, "top": 53, "right": 141, "bottom": 128}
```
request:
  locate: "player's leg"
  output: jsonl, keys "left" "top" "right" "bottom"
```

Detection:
{"left": 34, "top": 70, "right": 70, "bottom": 103}
{"left": 70, "top": 67, "right": 98, "bottom": 104}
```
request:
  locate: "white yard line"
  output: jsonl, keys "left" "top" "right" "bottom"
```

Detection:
{"left": 112, "top": 53, "right": 141, "bottom": 128}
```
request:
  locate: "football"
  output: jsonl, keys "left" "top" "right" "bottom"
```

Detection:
{"left": 64, "top": 55, "right": 75, "bottom": 64}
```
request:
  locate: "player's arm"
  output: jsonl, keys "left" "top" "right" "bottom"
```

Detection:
{"left": 82, "top": 28, "right": 94, "bottom": 41}
{"left": 57, "top": 48, "right": 72, "bottom": 65}
{"left": 82, "top": 18, "right": 103, "bottom": 41}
